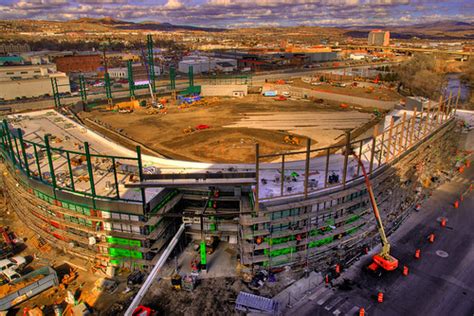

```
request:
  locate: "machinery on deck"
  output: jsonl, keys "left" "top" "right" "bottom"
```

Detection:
{"left": 352, "top": 151, "right": 399, "bottom": 274}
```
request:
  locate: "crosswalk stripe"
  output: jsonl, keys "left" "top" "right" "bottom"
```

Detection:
{"left": 317, "top": 290, "right": 333, "bottom": 306}
{"left": 346, "top": 306, "right": 360, "bottom": 316}
{"left": 325, "top": 296, "right": 345, "bottom": 311}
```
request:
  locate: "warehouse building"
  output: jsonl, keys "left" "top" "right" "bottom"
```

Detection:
{"left": 178, "top": 56, "right": 237, "bottom": 74}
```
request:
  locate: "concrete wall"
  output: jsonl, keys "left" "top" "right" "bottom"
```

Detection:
{"left": 0, "top": 74, "right": 70, "bottom": 100}
{"left": 201, "top": 84, "right": 248, "bottom": 97}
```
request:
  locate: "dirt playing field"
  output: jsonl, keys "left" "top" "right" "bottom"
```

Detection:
{"left": 293, "top": 79, "right": 402, "bottom": 101}
{"left": 79, "top": 94, "right": 376, "bottom": 163}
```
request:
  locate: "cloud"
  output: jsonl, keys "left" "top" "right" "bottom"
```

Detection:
{"left": 164, "top": 0, "right": 184, "bottom": 10}
{"left": 0, "top": 0, "right": 471, "bottom": 27}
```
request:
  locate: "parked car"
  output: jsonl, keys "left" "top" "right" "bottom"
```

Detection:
{"left": 1, "top": 268, "right": 21, "bottom": 282}
{"left": 0, "top": 256, "right": 26, "bottom": 273}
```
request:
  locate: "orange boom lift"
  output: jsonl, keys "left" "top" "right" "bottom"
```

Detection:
{"left": 352, "top": 150, "right": 399, "bottom": 273}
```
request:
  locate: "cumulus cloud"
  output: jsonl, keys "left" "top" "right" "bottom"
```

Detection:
{"left": 0, "top": 0, "right": 471, "bottom": 27}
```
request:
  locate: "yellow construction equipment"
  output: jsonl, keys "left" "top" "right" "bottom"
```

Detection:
{"left": 284, "top": 135, "right": 301, "bottom": 145}
{"left": 107, "top": 100, "right": 140, "bottom": 111}
{"left": 183, "top": 127, "right": 195, "bottom": 134}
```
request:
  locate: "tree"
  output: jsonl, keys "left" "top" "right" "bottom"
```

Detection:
{"left": 395, "top": 54, "right": 443, "bottom": 99}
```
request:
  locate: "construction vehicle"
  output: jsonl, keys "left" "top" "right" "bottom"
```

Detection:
{"left": 132, "top": 306, "right": 157, "bottom": 316}
{"left": 284, "top": 135, "right": 301, "bottom": 145}
{"left": 171, "top": 274, "right": 182, "bottom": 290}
{"left": 351, "top": 151, "right": 399, "bottom": 275}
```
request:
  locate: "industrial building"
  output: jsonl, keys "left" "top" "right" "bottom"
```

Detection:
{"left": 0, "top": 91, "right": 459, "bottom": 273}
{"left": 0, "top": 43, "right": 30, "bottom": 54}
{"left": 368, "top": 30, "right": 390, "bottom": 46}
{"left": 108, "top": 64, "right": 161, "bottom": 79}
{"left": 178, "top": 55, "right": 237, "bottom": 74}
{"left": 0, "top": 65, "right": 69, "bottom": 100}
{"left": 55, "top": 54, "right": 102, "bottom": 74}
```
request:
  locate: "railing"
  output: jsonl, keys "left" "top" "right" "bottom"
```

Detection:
{"left": 255, "top": 92, "right": 460, "bottom": 205}
{"left": 0, "top": 118, "right": 145, "bottom": 206}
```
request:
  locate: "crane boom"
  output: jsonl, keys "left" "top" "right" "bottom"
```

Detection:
{"left": 352, "top": 150, "right": 398, "bottom": 271}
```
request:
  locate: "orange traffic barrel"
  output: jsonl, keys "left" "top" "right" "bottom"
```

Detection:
{"left": 441, "top": 218, "right": 447, "bottom": 227}
{"left": 415, "top": 249, "right": 421, "bottom": 259}
{"left": 359, "top": 307, "right": 365, "bottom": 316}
{"left": 403, "top": 265, "right": 409, "bottom": 276}
{"left": 335, "top": 264, "right": 341, "bottom": 274}
{"left": 428, "top": 233, "right": 435, "bottom": 243}
{"left": 459, "top": 166, "right": 465, "bottom": 173}
{"left": 454, "top": 200, "right": 459, "bottom": 208}
{"left": 377, "top": 292, "right": 384, "bottom": 303}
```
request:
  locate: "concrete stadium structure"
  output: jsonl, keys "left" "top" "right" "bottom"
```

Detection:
{"left": 0, "top": 93, "right": 463, "bottom": 273}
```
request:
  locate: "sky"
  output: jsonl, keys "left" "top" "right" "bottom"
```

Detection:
{"left": 0, "top": 0, "right": 472, "bottom": 28}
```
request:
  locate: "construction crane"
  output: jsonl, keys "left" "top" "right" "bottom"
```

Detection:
{"left": 351, "top": 150, "right": 399, "bottom": 274}
{"left": 140, "top": 47, "right": 159, "bottom": 108}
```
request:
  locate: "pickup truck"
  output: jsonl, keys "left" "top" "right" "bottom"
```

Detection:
{"left": 0, "top": 266, "right": 59, "bottom": 311}
{"left": 0, "top": 256, "right": 26, "bottom": 273}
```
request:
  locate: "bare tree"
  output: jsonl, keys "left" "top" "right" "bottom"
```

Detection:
{"left": 396, "top": 54, "right": 443, "bottom": 99}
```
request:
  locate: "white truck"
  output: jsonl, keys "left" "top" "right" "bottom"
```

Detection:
{"left": 0, "top": 256, "right": 26, "bottom": 273}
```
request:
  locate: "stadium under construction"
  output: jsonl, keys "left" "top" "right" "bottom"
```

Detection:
{"left": 0, "top": 89, "right": 465, "bottom": 275}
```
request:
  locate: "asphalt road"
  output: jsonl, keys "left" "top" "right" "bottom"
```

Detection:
{"left": 290, "top": 151, "right": 474, "bottom": 315}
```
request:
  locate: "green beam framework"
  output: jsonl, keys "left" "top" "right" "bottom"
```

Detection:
{"left": 104, "top": 72, "right": 113, "bottom": 100}
{"left": 188, "top": 66, "right": 194, "bottom": 88}
{"left": 50, "top": 77, "right": 61, "bottom": 109}
{"left": 169, "top": 66, "right": 176, "bottom": 90}
{"left": 127, "top": 60, "right": 135, "bottom": 98}
{"left": 79, "top": 75, "right": 88, "bottom": 105}
{"left": 146, "top": 34, "right": 156, "bottom": 93}
{"left": 0, "top": 121, "right": 143, "bottom": 204}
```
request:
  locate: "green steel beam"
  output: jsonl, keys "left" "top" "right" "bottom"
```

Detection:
{"left": 104, "top": 72, "right": 113, "bottom": 100}
{"left": 147, "top": 34, "right": 156, "bottom": 93}
{"left": 79, "top": 75, "right": 88, "bottom": 105}
{"left": 3, "top": 121, "right": 15, "bottom": 164}
{"left": 112, "top": 157, "right": 120, "bottom": 199}
{"left": 44, "top": 134, "right": 57, "bottom": 199}
{"left": 32, "top": 143, "right": 42, "bottom": 181}
{"left": 188, "top": 66, "right": 194, "bottom": 88}
{"left": 13, "top": 137, "right": 22, "bottom": 169}
{"left": 66, "top": 151, "right": 75, "bottom": 191}
{"left": 84, "top": 142, "right": 96, "bottom": 206}
{"left": 17, "top": 128, "right": 30, "bottom": 177}
{"left": 136, "top": 146, "right": 146, "bottom": 210}
{"left": 50, "top": 77, "right": 61, "bottom": 109}
{"left": 169, "top": 66, "right": 176, "bottom": 90}
{"left": 127, "top": 60, "right": 135, "bottom": 98}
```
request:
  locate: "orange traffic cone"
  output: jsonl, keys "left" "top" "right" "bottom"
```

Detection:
{"left": 466, "top": 160, "right": 471, "bottom": 168}
{"left": 415, "top": 249, "right": 421, "bottom": 259}
{"left": 460, "top": 194, "right": 464, "bottom": 202}
{"left": 335, "top": 264, "right": 341, "bottom": 274}
{"left": 441, "top": 218, "right": 447, "bottom": 227}
{"left": 428, "top": 233, "right": 435, "bottom": 243}
{"left": 403, "top": 265, "right": 409, "bottom": 276}
{"left": 378, "top": 292, "right": 384, "bottom": 303}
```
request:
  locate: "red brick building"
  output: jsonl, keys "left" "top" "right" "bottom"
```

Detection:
{"left": 55, "top": 55, "right": 101, "bottom": 74}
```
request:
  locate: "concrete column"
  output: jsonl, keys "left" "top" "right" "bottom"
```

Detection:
{"left": 304, "top": 138, "right": 311, "bottom": 198}
{"left": 386, "top": 117, "right": 394, "bottom": 163}
{"left": 342, "top": 131, "right": 351, "bottom": 188}
{"left": 369, "top": 124, "right": 378, "bottom": 174}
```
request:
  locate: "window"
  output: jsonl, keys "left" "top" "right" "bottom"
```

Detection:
{"left": 6, "top": 72, "right": 13, "bottom": 75}
{"left": 20, "top": 71, "right": 28, "bottom": 74}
